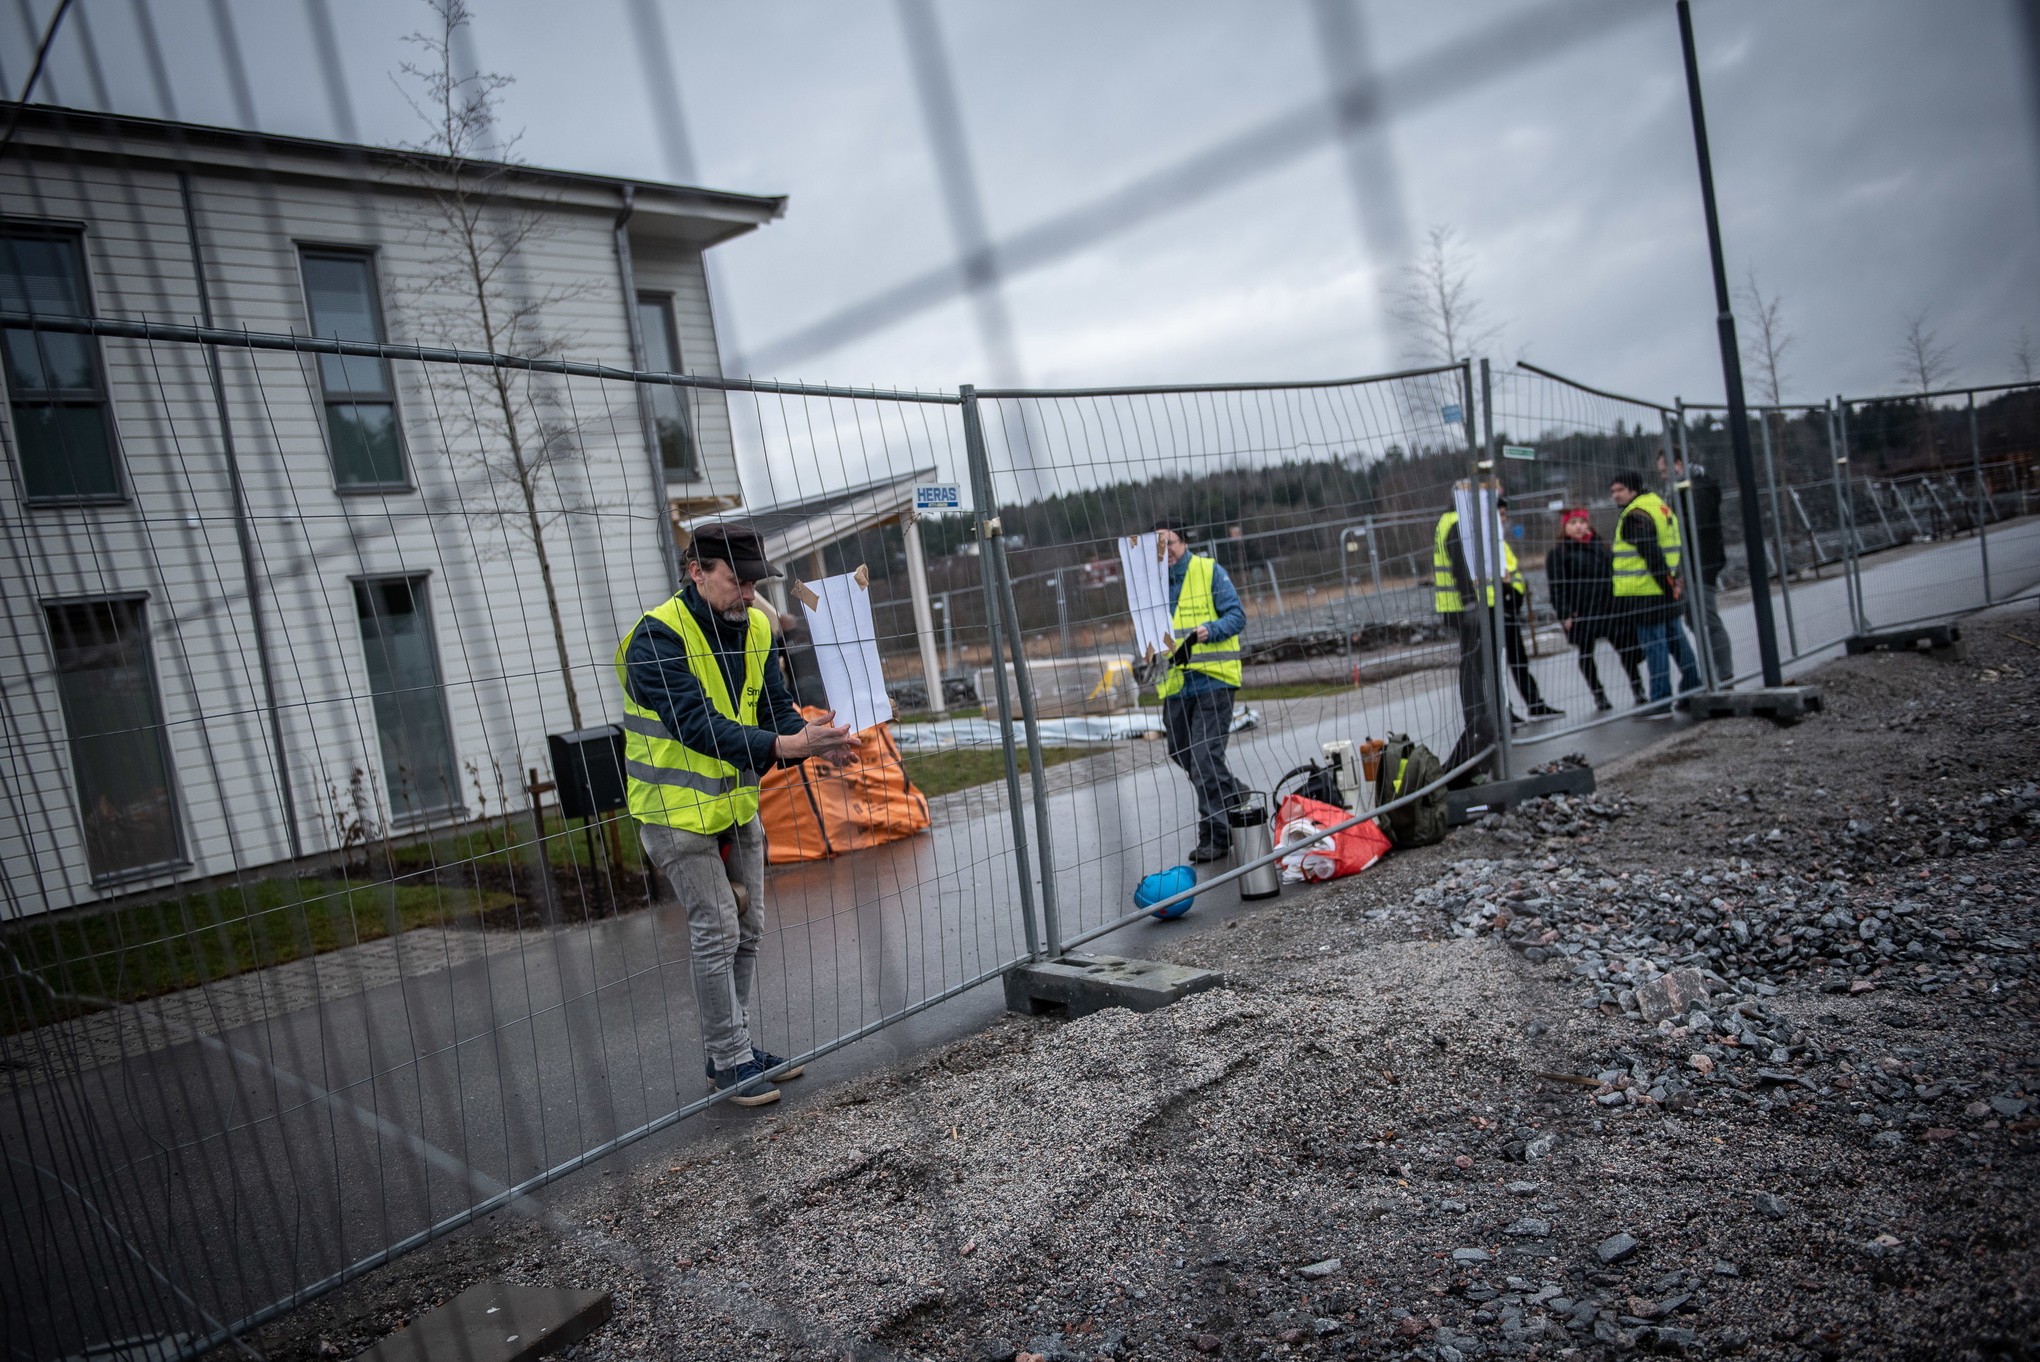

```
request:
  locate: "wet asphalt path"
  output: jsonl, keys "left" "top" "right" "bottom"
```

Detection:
{"left": 3, "top": 522, "right": 2032, "bottom": 1358}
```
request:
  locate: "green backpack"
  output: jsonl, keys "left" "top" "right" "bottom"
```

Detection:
{"left": 1374, "top": 733, "right": 1449, "bottom": 848}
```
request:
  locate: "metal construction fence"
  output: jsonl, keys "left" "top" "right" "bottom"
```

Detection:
{"left": 2, "top": 318, "right": 2037, "bottom": 1361}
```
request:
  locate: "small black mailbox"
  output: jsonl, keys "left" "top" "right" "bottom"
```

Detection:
{"left": 547, "top": 726, "right": 628, "bottom": 819}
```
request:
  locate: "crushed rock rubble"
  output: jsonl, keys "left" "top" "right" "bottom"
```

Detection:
{"left": 241, "top": 628, "right": 2040, "bottom": 1362}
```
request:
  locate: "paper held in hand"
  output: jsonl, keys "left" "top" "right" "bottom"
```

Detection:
{"left": 1118, "top": 531, "right": 1174, "bottom": 662}
{"left": 799, "top": 567, "right": 895, "bottom": 734}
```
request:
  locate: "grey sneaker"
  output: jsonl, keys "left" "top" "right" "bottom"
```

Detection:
{"left": 704, "top": 1048, "right": 804, "bottom": 1082}
{"left": 708, "top": 1059, "right": 780, "bottom": 1107}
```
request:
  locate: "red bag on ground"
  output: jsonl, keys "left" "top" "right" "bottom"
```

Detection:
{"left": 1274, "top": 793, "right": 1392, "bottom": 882}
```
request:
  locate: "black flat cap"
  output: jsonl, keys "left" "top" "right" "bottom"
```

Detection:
{"left": 1152, "top": 516, "right": 1189, "bottom": 535}
{"left": 687, "top": 522, "right": 781, "bottom": 580}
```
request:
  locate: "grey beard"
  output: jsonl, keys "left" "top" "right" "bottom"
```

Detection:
{"left": 719, "top": 606, "right": 749, "bottom": 624}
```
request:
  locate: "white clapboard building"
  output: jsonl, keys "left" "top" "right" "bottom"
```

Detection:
{"left": 0, "top": 106, "right": 783, "bottom": 916}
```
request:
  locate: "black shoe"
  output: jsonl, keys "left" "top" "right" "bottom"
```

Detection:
{"left": 705, "top": 1048, "right": 804, "bottom": 1083}
{"left": 1593, "top": 692, "right": 1613, "bottom": 711}
{"left": 1629, "top": 688, "right": 1648, "bottom": 705}
{"left": 708, "top": 1059, "right": 781, "bottom": 1107}
{"left": 1673, "top": 696, "right": 1692, "bottom": 713}
{"left": 1528, "top": 702, "right": 1565, "bottom": 718}
{"left": 1188, "top": 843, "right": 1230, "bottom": 864}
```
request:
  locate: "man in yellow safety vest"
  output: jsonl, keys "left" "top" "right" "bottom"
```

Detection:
{"left": 1154, "top": 517, "right": 1247, "bottom": 862}
{"left": 1496, "top": 501, "right": 1562, "bottom": 720}
{"left": 1609, "top": 470, "right": 1703, "bottom": 712}
{"left": 1433, "top": 481, "right": 1499, "bottom": 781}
{"left": 617, "top": 524, "right": 857, "bottom": 1106}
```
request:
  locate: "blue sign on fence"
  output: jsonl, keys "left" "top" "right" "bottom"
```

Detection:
{"left": 914, "top": 483, "right": 960, "bottom": 511}
{"left": 1441, "top": 403, "right": 1463, "bottom": 424}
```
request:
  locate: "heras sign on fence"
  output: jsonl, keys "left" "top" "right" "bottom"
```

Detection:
{"left": 914, "top": 483, "right": 960, "bottom": 511}
{"left": 1441, "top": 403, "right": 1463, "bottom": 425}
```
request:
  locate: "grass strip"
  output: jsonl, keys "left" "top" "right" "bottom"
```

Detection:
{"left": 901, "top": 745, "right": 1089, "bottom": 800}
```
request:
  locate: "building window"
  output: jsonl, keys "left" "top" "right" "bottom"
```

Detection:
{"left": 46, "top": 599, "right": 183, "bottom": 880}
{"left": 636, "top": 293, "right": 697, "bottom": 479}
{"left": 353, "top": 576, "right": 458, "bottom": 820}
{"left": 1, "top": 226, "right": 122, "bottom": 502}
{"left": 301, "top": 248, "right": 406, "bottom": 488}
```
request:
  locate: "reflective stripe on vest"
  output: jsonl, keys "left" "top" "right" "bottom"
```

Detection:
{"left": 613, "top": 596, "right": 769, "bottom": 833}
{"left": 1611, "top": 492, "right": 1683, "bottom": 598}
{"left": 1156, "top": 554, "right": 1244, "bottom": 697}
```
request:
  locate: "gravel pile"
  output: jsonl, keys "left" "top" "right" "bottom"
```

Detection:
{"left": 245, "top": 620, "right": 2040, "bottom": 1362}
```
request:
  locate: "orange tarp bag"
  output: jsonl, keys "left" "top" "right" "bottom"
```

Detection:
{"left": 758, "top": 707, "right": 932, "bottom": 863}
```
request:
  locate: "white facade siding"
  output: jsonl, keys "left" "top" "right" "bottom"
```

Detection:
{"left": 0, "top": 123, "right": 775, "bottom": 917}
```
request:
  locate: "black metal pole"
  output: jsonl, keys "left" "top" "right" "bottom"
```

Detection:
{"left": 1676, "top": 0, "right": 1783, "bottom": 688}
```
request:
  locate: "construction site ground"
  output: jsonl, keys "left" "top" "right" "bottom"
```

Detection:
{"left": 243, "top": 607, "right": 2040, "bottom": 1362}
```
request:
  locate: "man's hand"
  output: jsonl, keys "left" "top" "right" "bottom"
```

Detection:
{"left": 1670, "top": 577, "right": 1685, "bottom": 602}
{"left": 1192, "top": 625, "right": 1210, "bottom": 644}
{"left": 774, "top": 713, "right": 858, "bottom": 767}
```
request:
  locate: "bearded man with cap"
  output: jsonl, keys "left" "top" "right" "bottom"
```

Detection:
{"left": 617, "top": 523, "right": 858, "bottom": 1106}
{"left": 1153, "top": 517, "right": 1247, "bottom": 863}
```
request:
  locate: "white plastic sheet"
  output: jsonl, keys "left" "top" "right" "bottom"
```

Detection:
{"left": 1117, "top": 531, "right": 1174, "bottom": 660}
{"left": 799, "top": 568, "right": 895, "bottom": 733}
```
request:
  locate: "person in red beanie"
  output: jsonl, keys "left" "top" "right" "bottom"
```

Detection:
{"left": 1545, "top": 508, "right": 1645, "bottom": 710}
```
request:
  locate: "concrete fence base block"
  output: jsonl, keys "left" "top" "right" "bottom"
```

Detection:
{"left": 1447, "top": 765, "right": 1597, "bottom": 826}
{"left": 1845, "top": 624, "right": 1965, "bottom": 660}
{"left": 1688, "top": 686, "right": 1824, "bottom": 722}
{"left": 1004, "top": 953, "right": 1224, "bottom": 1019}
{"left": 355, "top": 1279, "right": 612, "bottom": 1362}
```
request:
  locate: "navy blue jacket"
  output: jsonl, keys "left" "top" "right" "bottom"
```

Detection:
{"left": 621, "top": 586, "right": 808, "bottom": 774}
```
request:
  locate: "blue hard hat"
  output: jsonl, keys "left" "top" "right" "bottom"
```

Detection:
{"left": 1135, "top": 865, "right": 1199, "bottom": 920}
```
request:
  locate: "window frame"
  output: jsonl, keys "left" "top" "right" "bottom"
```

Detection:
{"left": 0, "top": 220, "right": 128, "bottom": 507}
{"left": 296, "top": 243, "right": 412, "bottom": 494}
{"left": 634, "top": 290, "right": 700, "bottom": 482}
{"left": 349, "top": 570, "right": 464, "bottom": 826}
{"left": 40, "top": 590, "right": 190, "bottom": 886}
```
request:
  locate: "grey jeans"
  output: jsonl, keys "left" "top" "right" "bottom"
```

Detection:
{"left": 639, "top": 817, "right": 765, "bottom": 1073}
{"left": 1698, "top": 570, "right": 1733, "bottom": 685}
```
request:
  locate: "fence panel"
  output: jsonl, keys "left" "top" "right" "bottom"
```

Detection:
{"left": 0, "top": 320, "right": 1030, "bottom": 1361}
{"left": 970, "top": 365, "right": 1506, "bottom": 951}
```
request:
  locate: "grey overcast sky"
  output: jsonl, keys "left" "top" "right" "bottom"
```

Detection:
{"left": 6, "top": 0, "right": 2037, "bottom": 404}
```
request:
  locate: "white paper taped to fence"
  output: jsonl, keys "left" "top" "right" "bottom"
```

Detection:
{"left": 1452, "top": 486, "right": 1502, "bottom": 582}
{"left": 800, "top": 567, "right": 895, "bottom": 733}
{"left": 1118, "top": 531, "right": 1174, "bottom": 659}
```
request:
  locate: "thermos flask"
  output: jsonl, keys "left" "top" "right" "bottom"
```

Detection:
{"left": 1228, "top": 791, "right": 1281, "bottom": 901}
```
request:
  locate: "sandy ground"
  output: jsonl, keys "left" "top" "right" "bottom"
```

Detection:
{"left": 243, "top": 611, "right": 2040, "bottom": 1362}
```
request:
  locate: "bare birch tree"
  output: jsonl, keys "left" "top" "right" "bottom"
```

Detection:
{"left": 1894, "top": 310, "right": 1956, "bottom": 469}
{"left": 2013, "top": 327, "right": 2035, "bottom": 383}
{"left": 1391, "top": 225, "right": 1500, "bottom": 365}
{"left": 1736, "top": 269, "right": 1794, "bottom": 406}
{"left": 390, "top": 0, "right": 596, "bottom": 728}
{"left": 1896, "top": 310, "right": 1956, "bottom": 395}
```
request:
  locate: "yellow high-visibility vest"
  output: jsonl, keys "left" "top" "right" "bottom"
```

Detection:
{"left": 1433, "top": 511, "right": 1510, "bottom": 612}
{"left": 1156, "top": 554, "right": 1243, "bottom": 697}
{"left": 614, "top": 595, "right": 770, "bottom": 833}
{"left": 1611, "top": 492, "right": 1683, "bottom": 598}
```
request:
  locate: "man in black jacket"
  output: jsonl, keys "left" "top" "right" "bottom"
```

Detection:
{"left": 1662, "top": 452, "right": 1733, "bottom": 683}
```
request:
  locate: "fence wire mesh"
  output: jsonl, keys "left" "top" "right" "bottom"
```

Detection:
{"left": 970, "top": 366, "right": 1505, "bottom": 950}
{"left": 3, "top": 317, "right": 2036, "bottom": 1362}
{"left": 0, "top": 320, "right": 1035, "bottom": 1361}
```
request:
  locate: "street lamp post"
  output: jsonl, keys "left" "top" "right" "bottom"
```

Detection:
{"left": 1676, "top": 0, "right": 1784, "bottom": 688}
